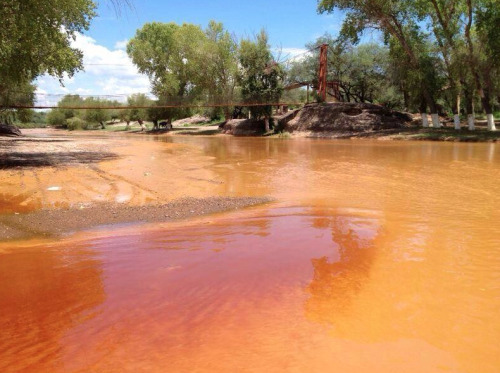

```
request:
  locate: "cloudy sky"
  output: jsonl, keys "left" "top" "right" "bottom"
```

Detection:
{"left": 36, "top": 0, "right": 351, "bottom": 105}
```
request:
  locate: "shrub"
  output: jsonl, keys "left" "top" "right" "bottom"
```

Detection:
{"left": 66, "top": 117, "right": 85, "bottom": 131}
{"left": 46, "top": 110, "right": 66, "bottom": 127}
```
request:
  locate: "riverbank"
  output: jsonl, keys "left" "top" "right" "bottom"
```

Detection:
{"left": 285, "top": 127, "right": 500, "bottom": 142}
{"left": 1, "top": 127, "right": 497, "bottom": 239}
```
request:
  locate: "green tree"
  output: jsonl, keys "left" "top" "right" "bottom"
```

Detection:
{"left": 47, "top": 110, "right": 66, "bottom": 127}
{"left": 127, "top": 22, "right": 207, "bottom": 100}
{"left": 201, "top": 21, "right": 239, "bottom": 120}
{"left": 0, "top": 0, "right": 97, "bottom": 122}
{"left": 127, "top": 94, "right": 151, "bottom": 122}
{"left": 0, "top": 82, "right": 36, "bottom": 124}
{"left": 57, "top": 95, "right": 85, "bottom": 120}
{"left": 16, "top": 109, "right": 34, "bottom": 124}
{"left": 318, "top": 0, "right": 443, "bottom": 127}
{"left": 469, "top": 0, "right": 500, "bottom": 130}
{"left": 84, "top": 98, "right": 110, "bottom": 129}
{"left": 285, "top": 36, "right": 404, "bottom": 108}
{"left": 239, "top": 30, "right": 284, "bottom": 131}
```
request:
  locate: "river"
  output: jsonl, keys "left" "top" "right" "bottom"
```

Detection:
{"left": 1, "top": 134, "right": 499, "bottom": 372}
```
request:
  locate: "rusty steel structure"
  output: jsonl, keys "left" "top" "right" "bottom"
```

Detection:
{"left": 317, "top": 44, "right": 328, "bottom": 102}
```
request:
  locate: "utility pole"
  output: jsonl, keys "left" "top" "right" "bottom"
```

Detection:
{"left": 318, "top": 44, "right": 328, "bottom": 102}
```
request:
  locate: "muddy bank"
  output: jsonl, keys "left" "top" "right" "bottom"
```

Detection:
{"left": 218, "top": 103, "right": 413, "bottom": 137}
{"left": 0, "top": 196, "right": 273, "bottom": 240}
{"left": 285, "top": 102, "right": 413, "bottom": 133}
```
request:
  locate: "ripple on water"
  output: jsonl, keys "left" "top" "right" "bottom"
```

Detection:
{"left": 1, "top": 206, "right": 499, "bottom": 372}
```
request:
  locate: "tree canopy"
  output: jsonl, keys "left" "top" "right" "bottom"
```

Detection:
{"left": 0, "top": 0, "right": 97, "bottom": 123}
{"left": 317, "top": 0, "right": 500, "bottom": 128}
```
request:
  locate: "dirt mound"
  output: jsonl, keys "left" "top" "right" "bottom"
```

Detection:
{"left": 285, "top": 103, "right": 413, "bottom": 134}
{"left": 173, "top": 114, "right": 211, "bottom": 126}
{"left": 0, "top": 124, "right": 22, "bottom": 137}
{"left": 220, "top": 119, "right": 265, "bottom": 136}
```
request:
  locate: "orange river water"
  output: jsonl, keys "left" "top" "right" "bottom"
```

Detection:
{"left": 1, "top": 133, "right": 499, "bottom": 373}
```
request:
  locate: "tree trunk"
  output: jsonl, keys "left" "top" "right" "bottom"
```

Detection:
{"left": 382, "top": 17, "right": 440, "bottom": 126}
{"left": 223, "top": 107, "right": 231, "bottom": 122}
{"left": 264, "top": 117, "right": 270, "bottom": 133}
{"left": 453, "top": 93, "right": 461, "bottom": 130}
{"left": 402, "top": 85, "right": 409, "bottom": 112}
{"left": 419, "top": 97, "right": 429, "bottom": 128}
{"left": 421, "top": 81, "right": 440, "bottom": 128}
{"left": 465, "top": 0, "right": 495, "bottom": 130}
{"left": 463, "top": 83, "right": 475, "bottom": 130}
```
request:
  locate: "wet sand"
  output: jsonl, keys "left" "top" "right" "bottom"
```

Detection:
{"left": 0, "top": 196, "right": 272, "bottom": 240}
{"left": 0, "top": 129, "right": 272, "bottom": 240}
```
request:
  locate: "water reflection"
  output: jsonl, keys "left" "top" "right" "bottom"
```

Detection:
{"left": 0, "top": 192, "right": 42, "bottom": 214}
{"left": 1, "top": 135, "right": 500, "bottom": 372}
{"left": 306, "top": 214, "right": 379, "bottom": 323}
{"left": 1, "top": 203, "right": 499, "bottom": 372}
{"left": 0, "top": 243, "right": 105, "bottom": 373}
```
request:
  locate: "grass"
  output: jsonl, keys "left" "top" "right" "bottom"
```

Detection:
{"left": 181, "top": 119, "right": 225, "bottom": 127}
{"left": 395, "top": 127, "right": 500, "bottom": 142}
{"left": 101, "top": 125, "right": 136, "bottom": 132}
{"left": 473, "top": 111, "right": 500, "bottom": 120}
{"left": 14, "top": 122, "right": 47, "bottom": 129}
{"left": 173, "top": 129, "right": 221, "bottom": 136}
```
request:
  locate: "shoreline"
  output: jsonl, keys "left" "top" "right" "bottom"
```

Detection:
{"left": 281, "top": 127, "right": 500, "bottom": 142}
{"left": 0, "top": 196, "right": 273, "bottom": 241}
{"left": 126, "top": 124, "right": 500, "bottom": 142}
{"left": 5, "top": 124, "right": 500, "bottom": 143}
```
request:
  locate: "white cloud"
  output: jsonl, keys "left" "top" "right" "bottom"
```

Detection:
{"left": 114, "top": 39, "right": 129, "bottom": 50}
{"left": 75, "top": 87, "right": 92, "bottom": 94}
{"left": 35, "top": 33, "right": 151, "bottom": 105}
{"left": 275, "top": 47, "right": 312, "bottom": 63}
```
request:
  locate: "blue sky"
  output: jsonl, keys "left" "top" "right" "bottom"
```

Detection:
{"left": 37, "top": 0, "right": 353, "bottom": 104}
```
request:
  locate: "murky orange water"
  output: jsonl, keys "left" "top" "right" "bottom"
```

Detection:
{"left": 1, "top": 135, "right": 500, "bottom": 372}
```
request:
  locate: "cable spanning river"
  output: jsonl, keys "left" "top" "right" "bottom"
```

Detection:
{"left": 1, "top": 133, "right": 499, "bottom": 372}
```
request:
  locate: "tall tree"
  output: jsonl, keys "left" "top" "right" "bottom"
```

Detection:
{"left": 0, "top": 0, "right": 97, "bottom": 122}
{"left": 318, "top": 0, "right": 443, "bottom": 127}
{"left": 239, "top": 30, "right": 284, "bottom": 131}
{"left": 419, "top": 0, "right": 464, "bottom": 128}
{"left": 471, "top": 0, "right": 499, "bottom": 130}
{"left": 127, "top": 22, "right": 206, "bottom": 100}
{"left": 201, "top": 21, "right": 239, "bottom": 120}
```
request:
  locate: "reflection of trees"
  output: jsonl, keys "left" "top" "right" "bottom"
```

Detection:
{"left": 306, "top": 215, "right": 379, "bottom": 325}
{"left": 0, "top": 244, "right": 105, "bottom": 372}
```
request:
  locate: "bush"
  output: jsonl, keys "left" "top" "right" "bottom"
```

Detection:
{"left": 66, "top": 117, "right": 85, "bottom": 131}
{"left": 81, "top": 121, "right": 99, "bottom": 130}
{"left": 46, "top": 110, "right": 66, "bottom": 127}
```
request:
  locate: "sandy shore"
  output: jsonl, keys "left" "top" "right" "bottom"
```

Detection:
{"left": 0, "top": 196, "right": 273, "bottom": 240}
{"left": 0, "top": 129, "right": 275, "bottom": 241}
